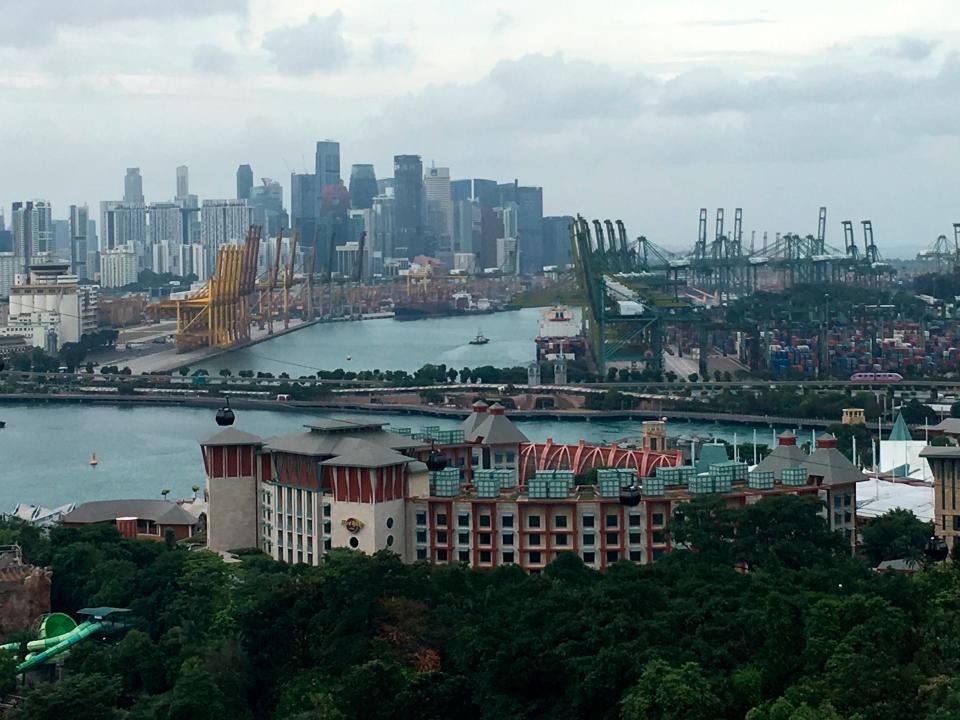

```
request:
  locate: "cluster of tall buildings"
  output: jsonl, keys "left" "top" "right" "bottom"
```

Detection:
{"left": 0, "top": 141, "right": 573, "bottom": 303}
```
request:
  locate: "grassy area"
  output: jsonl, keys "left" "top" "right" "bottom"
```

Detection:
{"left": 509, "top": 281, "right": 584, "bottom": 309}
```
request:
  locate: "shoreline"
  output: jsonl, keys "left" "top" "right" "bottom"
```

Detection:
{"left": 0, "top": 392, "right": 865, "bottom": 429}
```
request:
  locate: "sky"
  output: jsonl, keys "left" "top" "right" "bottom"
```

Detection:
{"left": 1, "top": 0, "right": 959, "bottom": 256}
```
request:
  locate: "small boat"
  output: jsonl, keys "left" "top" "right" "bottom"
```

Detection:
{"left": 469, "top": 330, "right": 489, "bottom": 346}
{"left": 89, "top": 453, "right": 98, "bottom": 467}
{"left": 0, "top": 421, "right": 5, "bottom": 429}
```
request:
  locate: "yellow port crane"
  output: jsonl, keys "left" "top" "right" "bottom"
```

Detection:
{"left": 156, "top": 226, "right": 262, "bottom": 352}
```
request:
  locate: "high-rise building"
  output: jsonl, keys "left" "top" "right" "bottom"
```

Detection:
{"left": 248, "top": 178, "right": 288, "bottom": 237}
{"left": 479, "top": 206, "right": 503, "bottom": 270}
{"left": 237, "top": 164, "right": 253, "bottom": 201}
{"left": 200, "top": 199, "right": 252, "bottom": 280}
{"left": 348, "top": 164, "right": 378, "bottom": 210}
{"left": 52, "top": 220, "right": 70, "bottom": 258}
{"left": 452, "top": 199, "right": 481, "bottom": 255}
{"left": 124, "top": 168, "right": 144, "bottom": 204}
{"left": 542, "top": 216, "right": 574, "bottom": 267}
{"left": 371, "top": 192, "right": 396, "bottom": 259}
{"left": 473, "top": 179, "right": 499, "bottom": 208}
{"left": 69, "top": 205, "right": 89, "bottom": 280}
{"left": 496, "top": 201, "right": 519, "bottom": 239}
{"left": 291, "top": 173, "right": 318, "bottom": 246}
{"left": 424, "top": 165, "right": 452, "bottom": 250}
{"left": 11, "top": 201, "right": 53, "bottom": 274}
{"left": 450, "top": 179, "right": 472, "bottom": 202}
{"left": 315, "top": 141, "right": 341, "bottom": 191}
{"left": 394, "top": 155, "right": 424, "bottom": 259}
{"left": 377, "top": 178, "right": 394, "bottom": 196}
{"left": 149, "top": 202, "right": 185, "bottom": 249}
{"left": 0, "top": 253, "right": 16, "bottom": 298}
{"left": 176, "top": 165, "right": 189, "bottom": 200}
{"left": 99, "top": 202, "right": 147, "bottom": 256}
{"left": 499, "top": 181, "right": 544, "bottom": 274}
{"left": 100, "top": 246, "right": 139, "bottom": 288}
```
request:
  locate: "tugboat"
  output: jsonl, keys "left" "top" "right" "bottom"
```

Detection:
{"left": 89, "top": 453, "right": 98, "bottom": 467}
{"left": 469, "top": 330, "right": 489, "bottom": 346}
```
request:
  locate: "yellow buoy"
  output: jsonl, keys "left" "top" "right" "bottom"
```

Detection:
{"left": 89, "top": 453, "right": 98, "bottom": 467}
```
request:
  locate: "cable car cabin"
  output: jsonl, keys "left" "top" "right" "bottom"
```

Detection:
{"left": 850, "top": 372, "right": 903, "bottom": 383}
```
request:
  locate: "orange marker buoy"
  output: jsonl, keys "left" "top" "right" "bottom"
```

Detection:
{"left": 89, "top": 453, "right": 98, "bottom": 467}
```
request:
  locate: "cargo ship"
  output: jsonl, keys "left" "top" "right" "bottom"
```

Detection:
{"left": 393, "top": 293, "right": 498, "bottom": 321}
{"left": 535, "top": 305, "right": 587, "bottom": 361}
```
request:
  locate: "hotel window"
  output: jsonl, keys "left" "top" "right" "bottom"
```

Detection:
{"left": 953, "top": 516, "right": 960, "bottom": 531}
{"left": 555, "top": 534, "right": 568, "bottom": 547}
{"left": 629, "top": 514, "right": 642, "bottom": 527}
{"left": 606, "top": 550, "right": 619, "bottom": 564}
{"left": 583, "top": 533, "right": 595, "bottom": 546}
{"left": 436, "top": 549, "right": 448, "bottom": 562}
{"left": 323, "top": 521, "right": 331, "bottom": 534}
{"left": 554, "top": 515, "right": 568, "bottom": 529}
{"left": 502, "top": 533, "right": 514, "bottom": 546}
{"left": 843, "top": 495, "right": 852, "bottom": 507}
{"left": 652, "top": 531, "right": 666, "bottom": 545}
{"left": 583, "top": 551, "right": 595, "bottom": 564}
{"left": 506, "top": 452, "right": 515, "bottom": 464}
{"left": 606, "top": 514, "right": 619, "bottom": 528}
{"left": 416, "top": 530, "right": 427, "bottom": 544}
{"left": 529, "top": 533, "right": 542, "bottom": 547}
{"left": 436, "top": 513, "right": 448, "bottom": 527}
{"left": 458, "top": 532, "right": 470, "bottom": 545}
{"left": 529, "top": 551, "right": 542, "bottom": 564}
{"left": 323, "top": 539, "right": 331, "bottom": 551}
{"left": 415, "top": 511, "right": 427, "bottom": 526}
{"left": 834, "top": 496, "right": 842, "bottom": 508}
{"left": 844, "top": 512, "right": 852, "bottom": 523}
{"left": 528, "top": 515, "right": 542, "bottom": 529}
{"left": 629, "top": 532, "right": 643, "bottom": 545}
{"left": 653, "top": 549, "right": 666, "bottom": 560}
{"left": 582, "top": 514, "right": 595, "bottom": 528}
{"left": 479, "top": 533, "right": 491, "bottom": 545}
{"left": 651, "top": 513, "right": 664, "bottom": 527}
{"left": 436, "top": 531, "right": 448, "bottom": 544}
{"left": 480, "top": 550, "right": 492, "bottom": 564}
{"left": 606, "top": 532, "right": 618, "bottom": 546}
{"left": 458, "top": 550, "right": 470, "bottom": 563}
{"left": 503, "top": 551, "right": 514, "bottom": 564}
{"left": 416, "top": 548, "right": 427, "bottom": 560}
{"left": 495, "top": 453, "right": 503, "bottom": 464}
{"left": 458, "top": 513, "right": 470, "bottom": 527}
{"left": 501, "top": 514, "right": 514, "bottom": 528}
{"left": 322, "top": 504, "right": 331, "bottom": 517}
{"left": 834, "top": 513, "right": 842, "bottom": 526}
{"left": 479, "top": 515, "right": 492, "bottom": 528}
{"left": 630, "top": 550, "right": 643, "bottom": 562}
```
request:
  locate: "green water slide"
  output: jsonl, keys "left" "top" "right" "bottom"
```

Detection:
{"left": 15, "top": 621, "right": 105, "bottom": 673}
{"left": 0, "top": 608, "right": 130, "bottom": 673}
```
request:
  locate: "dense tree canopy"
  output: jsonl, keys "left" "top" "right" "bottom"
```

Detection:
{"left": 1, "top": 498, "right": 958, "bottom": 720}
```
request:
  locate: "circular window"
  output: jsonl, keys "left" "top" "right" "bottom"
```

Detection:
{"left": 349, "top": 537, "right": 359, "bottom": 549}
{"left": 386, "top": 517, "right": 394, "bottom": 529}
{"left": 386, "top": 535, "right": 394, "bottom": 547}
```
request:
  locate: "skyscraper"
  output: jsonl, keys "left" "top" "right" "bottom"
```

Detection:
{"left": 315, "top": 141, "right": 341, "bottom": 190}
{"left": 498, "top": 181, "right": 544, "bottom": 273}
{"left": 348, "top": 164, "right": 378, "bottom": 210}
{"left": 69, "top": 204, "right": 89, "bottom": 279}
{"left": 542, "top": 216, "right": 575, "bottom": 267}
{"left": 424, "top": 164, "right": 452, "bottom": 251}
{"left": 176, "top": 165, "right": 189, "bottom": 200}
{"left": 12, "top": 201, "right": 53, "bottom": 274}
{"left": 291, "top": 173, "right": 318, "bottom": 246}
{"left": 124, "top": 168, "right": 144, "bottom": 204}
{"left": 393, "top": 155, "right": 424, "bottom": 258}
{"left": 248, "top": 179, "right": 288, "bottom": 236}
{"left": 99, "top": 201, "right": 147, "bottom": 254}
{"left": 450, "top": 179, "right": 472, "bottom": 202}
{"left": 237, "top": 164, "right": 253, "bottom": 201}
{"left": 473, "top": 179, "right": 499, "bottom": 208}
{"left": 200, "top": 200, "right": 252, "bottom": 279}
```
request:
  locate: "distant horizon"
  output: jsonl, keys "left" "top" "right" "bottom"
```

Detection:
{"left": 2, "top": 1, "right": 959, "bottom": 252}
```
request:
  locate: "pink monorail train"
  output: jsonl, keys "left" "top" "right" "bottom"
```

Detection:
{"left": 849, "top": 372, "right": 903, "bottom": 383}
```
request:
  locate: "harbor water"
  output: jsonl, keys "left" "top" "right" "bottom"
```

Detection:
{"left": 0, "top": 403, "right": 800, "bottom": 512}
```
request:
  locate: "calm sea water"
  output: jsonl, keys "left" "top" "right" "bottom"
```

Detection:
{"left": 194, "top": 307, "right": 560, "bottom": 375}
{"left": 0, "top": 404, "right": 797, "bottom": 511}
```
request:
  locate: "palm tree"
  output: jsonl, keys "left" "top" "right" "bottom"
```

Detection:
{"left": 191, "top": 485, "right": 200, "bottom": 500}
{"left": 161, "top": 488, "right": 171, "bottom": 501}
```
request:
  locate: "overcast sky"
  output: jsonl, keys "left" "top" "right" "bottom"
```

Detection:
{"left": 1, "top": 0, "right": 958, "bottom": 255}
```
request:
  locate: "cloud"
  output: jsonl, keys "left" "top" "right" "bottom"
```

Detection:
{"left": 0, "top": 0, "right": 248, "bottom": 48}
{"left": 493, "top": 10, "right": 513, "bottom": 34}
{"left": 191, "top": 44, "right": 237, "bottom": 75}
{"left": 262, "top": 11, "right": 350, "bottom": 75}
{"left": 370, "top": 39, "right": 415, "bottom": 69}
{"left": 683, "top": 18, "right": 772, "bottom": 27}
{"left": 874, "top": 37, "right": 939, "bottom": 62}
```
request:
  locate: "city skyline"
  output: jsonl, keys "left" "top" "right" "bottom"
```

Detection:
{"left": 1, "top": 1, "right": 959, "bottom": 254}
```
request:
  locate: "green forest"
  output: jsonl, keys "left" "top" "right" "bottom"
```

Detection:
{"left": 2, "top": 496, "right": 958, "bottom": 720}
